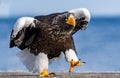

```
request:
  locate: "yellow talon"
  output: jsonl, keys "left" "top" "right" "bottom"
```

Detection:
{"left": 69, "top": 59, "right": 85, "bottom": 72}
{"left": 40, "top": 69, "right": 53, "bottom": 77}
{"left": 66, "top": 14, "right": 76, "bottom": 27}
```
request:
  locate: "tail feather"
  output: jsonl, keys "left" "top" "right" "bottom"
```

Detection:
{"left": 17, "top": 48, "right": 35, "bottom": 72}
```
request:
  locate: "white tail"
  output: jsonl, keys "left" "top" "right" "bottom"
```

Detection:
{"left": 17, "top": 48, "right": 49, "bottom": 73}
{"left": 17, "top": 48, "right": 35, "bottom": 72}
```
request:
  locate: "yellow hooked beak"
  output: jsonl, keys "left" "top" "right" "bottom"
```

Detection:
{"left": 66, "top": 14, "right": 76, "bottom": 27}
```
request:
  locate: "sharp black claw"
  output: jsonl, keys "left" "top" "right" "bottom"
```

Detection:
{"left": 49, "top": 72, "right": 56, "bottom": 76}
{"left": 83, "top": 62, "right": 86, "bottom": 64}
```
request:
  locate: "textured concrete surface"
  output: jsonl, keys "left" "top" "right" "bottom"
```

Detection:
{"left": 0, "top": 71, "right": 120, "bottom": 78}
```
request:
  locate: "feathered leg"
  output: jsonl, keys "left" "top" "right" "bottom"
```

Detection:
{"left": 32, "top": 53, "right": 54, "bottom": 77}
{"left": 65, "top": 49, "right": 85, "bottom": 72}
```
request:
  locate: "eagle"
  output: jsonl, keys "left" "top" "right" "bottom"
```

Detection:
{"left": 10, "top": 8, "right": 90, "bottom": 77}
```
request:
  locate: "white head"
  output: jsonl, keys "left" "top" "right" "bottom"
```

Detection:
{"left": 69, "top": 8, "right": 90, "bottom": 22}
{"left": 68, "top": 8, "right": 91, "bottom": 31}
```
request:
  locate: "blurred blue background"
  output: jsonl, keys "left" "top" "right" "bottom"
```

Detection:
{"left": 0, "top": 0, "right": 120, "bottom": 72}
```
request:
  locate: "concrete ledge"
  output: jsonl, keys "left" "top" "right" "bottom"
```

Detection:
{"left": 0, "top": 71, "right": 120, "bottom": 78}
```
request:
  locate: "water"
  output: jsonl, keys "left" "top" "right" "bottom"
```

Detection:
{"left": 0, "top": 16, "right": 120, "bottom": 72}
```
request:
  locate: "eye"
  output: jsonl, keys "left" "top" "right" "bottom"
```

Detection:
{"left": 63, "top": 15, "right": 67, "bottom": 19}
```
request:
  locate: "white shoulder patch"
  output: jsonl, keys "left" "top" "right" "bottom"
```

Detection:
{"left": 12, "top": 17, "right": 35, "bottom": 37}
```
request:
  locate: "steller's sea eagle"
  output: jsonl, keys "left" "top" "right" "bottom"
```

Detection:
{"left": 10, "top": 8, "right": 90, "bottom": 77}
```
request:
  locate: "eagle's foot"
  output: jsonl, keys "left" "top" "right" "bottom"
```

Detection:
{"left": 40, "top": 69, "right": 55, "bottom": 77}
{"left": 69, "top": 59, "right": 85, "bottom": 72}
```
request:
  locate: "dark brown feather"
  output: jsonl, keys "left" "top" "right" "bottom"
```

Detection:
{"left": 29, "top": 20, "right": 76, "bottom": 59}
{"left": 35, "top": 12, "right": 88, "bottom": 35}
